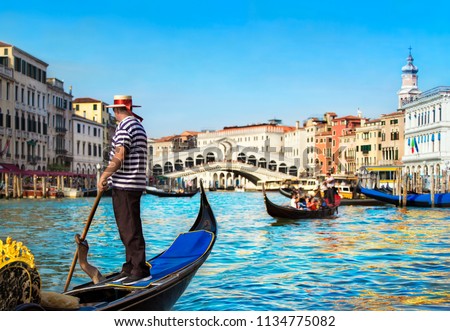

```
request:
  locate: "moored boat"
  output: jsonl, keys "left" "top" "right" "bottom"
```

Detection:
{"left": 357, "top": 183, "right": 450, "bottom": 208}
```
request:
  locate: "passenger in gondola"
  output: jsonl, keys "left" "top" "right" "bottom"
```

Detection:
{"left": 290, "top": 192, "right": 299, "bottom": 208}
{"left": 306, "top": 197, "right": 319, "bottom": 210}
{"left": 298, "top": 194, "right": 307, "bottom": 209}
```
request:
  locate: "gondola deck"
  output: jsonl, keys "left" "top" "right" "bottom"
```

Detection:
{"left": 105, "top": 230, "right": 215, "bottom": 289}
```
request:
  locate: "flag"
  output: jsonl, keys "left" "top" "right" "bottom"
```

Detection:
{"left": 414, "top": 137, "right": 419, "bottom": 153}
{"left": 411, "top": 137, "right": 415, "bottom": 153}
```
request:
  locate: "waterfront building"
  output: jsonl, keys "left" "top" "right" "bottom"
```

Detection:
{"left": 151, "top": 131, "right": 199, "bottom": 160}
{"left": 338, "top": 125, "right": 358, "bottom": 175}
{"left": 402, "top": 86, "right": 450, "bottom": 190}
{"left": 331, "top": 114, "right": 364, "bottom": 174}
{"left": 72, "top": 97, "right": 113, "bottom": 164}
{"left": 283, "top": 121, "right": 307, "bottom": 176}
{"left": 72, "top": 115, "right": 103, "bottom": 175}
{"left": 310, "top": 112, "right": 337, "bottom": 175}
{"left": 355, "top": 118, "right": 382, "bottom": 169}
{"left": 378, "top": 110, "right": 405, "bottom": 166}
{"left": 0, "top": 54, "right": 15, "bottom": 165}
{"left": 303, "top": 117, "right": 320, "bottom": 177}
{"left": 0, "top": 41, "right": 51, "bottom": 171}
{"left": 47, "top": 78, "right": 73, "bottom": 171}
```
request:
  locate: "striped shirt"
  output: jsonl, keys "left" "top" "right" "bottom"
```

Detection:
{"left": 109, "top": 116, "right": 147, "bottom": 191}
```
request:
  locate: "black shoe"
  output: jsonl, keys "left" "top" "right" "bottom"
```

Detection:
{"left": 114, "top": 271, "right": 130, "bottom": 281}
{"left": 121, "top": 274, "right": 152, "bottom": 286}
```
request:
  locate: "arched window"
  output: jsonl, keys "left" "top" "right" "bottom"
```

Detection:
{"left": 175, "top": 159, "right": 184, "bottom": 171}
{"left": 268, "top": 160, "right": 277, "bottom": 171}
{"left": 152, "top": 164, "right": 163, "bottom": 176}
{"left": 196, "top": 155, "right": 204, "bottom": 166}
{"left": 164, "top": 162, "right": 173, "bottom": 173}
{"left": 185, "top": 157, "right": 194, "bottom": 168}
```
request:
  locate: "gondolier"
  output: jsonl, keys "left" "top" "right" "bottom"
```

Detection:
{"left": 98, "top": 95, "right": 150, "bottom": 285}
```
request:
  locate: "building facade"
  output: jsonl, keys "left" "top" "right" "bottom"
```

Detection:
{"left": 47, "top": 78, "right": 73, "bottom": 171}
{"left": 402, "top": 86, "right": 450, "bottom": 190}
{"left": 0, "top": 41, "right": 50, "bottom": 171}
{"left": 72, "top": 115, "right": 103, "bottom": 175}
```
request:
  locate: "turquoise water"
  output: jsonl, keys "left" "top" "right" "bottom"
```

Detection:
{"left": 1, "top": 191, "right": 450, "bottom": 311}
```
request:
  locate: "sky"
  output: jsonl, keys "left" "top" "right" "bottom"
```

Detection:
{"left": 1, "top": 0, "right": 449, "bottom": 138}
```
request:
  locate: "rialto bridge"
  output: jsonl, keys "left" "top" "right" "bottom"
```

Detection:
{"left": 150, "top": 138, "right": 302, "bottom": 189}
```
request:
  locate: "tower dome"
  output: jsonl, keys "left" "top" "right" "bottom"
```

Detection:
{"left": 397, "top": 47, "right": 421, "bottom": 109}
{"left": 402, "top": 47, "right": 418, "bottom": 74}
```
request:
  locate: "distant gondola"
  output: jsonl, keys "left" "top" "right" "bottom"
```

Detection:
{"left": 279, "top": 186, "right": 295, "bottom": 198}
{"left": 145, "top": 187, "right": 199, "bottom": 198}
{"left": 264, "top": 185, "right": 338, "bottom": 220}
{"left": 4, "top": 180, "right": 217, "bottom": 311}
{"left": 279, "top": 186, "right": 385, "bottom": 206}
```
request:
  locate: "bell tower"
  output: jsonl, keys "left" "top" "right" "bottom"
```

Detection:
{"left": 397, "top": 47, "right": 421, "bottom": 109}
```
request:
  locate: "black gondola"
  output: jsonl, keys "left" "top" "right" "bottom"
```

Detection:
{"left": 279, "top": 186, "right": 294, "bottom": 198}
{"left": 146, "top": 187, "right": 199, "bottom": 198}
{"left": 279, "top": 186, "right": 385, "bottom": 206}
{"left": 4, "top": 180, "right": 217, "bottom": 311}
{"left": 264, "top": 185, "right": 338, "bottom": 220}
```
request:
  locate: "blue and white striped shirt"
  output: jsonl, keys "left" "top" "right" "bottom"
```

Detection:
{"left": 109, "top": 116, "right": 147, "bottom": 191}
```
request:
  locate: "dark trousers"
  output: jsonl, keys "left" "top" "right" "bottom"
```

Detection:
{"left": 326, "top": 187, "right": 335, "bottom": 204}
{"left": 112, "top": 189, "right": 150, "bottom": 277}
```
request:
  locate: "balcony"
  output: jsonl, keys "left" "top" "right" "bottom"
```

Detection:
{"left": 0, "top": 64, "right": 13, "bottom": 78}
{"left": 27, "top": 155, "right": 38, "bottom": 165}
{"left": 56, "top": 127, "right": 67, "bottom": 135}
{"left": 55, "top": 149, "right": 68, "bottom": 156}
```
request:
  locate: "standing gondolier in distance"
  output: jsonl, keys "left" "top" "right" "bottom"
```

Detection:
{"left": 97, "top": 95, "right": 151, "bottom": 285}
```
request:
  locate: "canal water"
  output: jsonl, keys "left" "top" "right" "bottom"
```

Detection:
{"left": 1, "top": 191, "right": 450, "bottom": 311}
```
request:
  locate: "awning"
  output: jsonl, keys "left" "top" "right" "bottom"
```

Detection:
{"left": 0, "top": 165, "right": 96, "bottom": 178}
{"left": 0, "top": 163, "right": 22, "bottom": 173}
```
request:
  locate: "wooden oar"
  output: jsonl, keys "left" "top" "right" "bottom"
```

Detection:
{"left": 63, "top": 191, "right": 103, "bottom": 292}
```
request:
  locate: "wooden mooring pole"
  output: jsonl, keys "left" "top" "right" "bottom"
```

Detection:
{"left": 430, "top": 166, "right": 435, "bottom": 208}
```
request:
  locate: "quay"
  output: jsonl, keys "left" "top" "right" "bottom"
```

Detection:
{"left": 0, "top": 166, "right": 96, "bottom": 199}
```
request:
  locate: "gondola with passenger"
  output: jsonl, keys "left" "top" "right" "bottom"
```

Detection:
{"left": 264, "top": 185, "right": 339, "bottom": 220}
{"left": 146, "top": 186, "right": 199, "bottom": 198}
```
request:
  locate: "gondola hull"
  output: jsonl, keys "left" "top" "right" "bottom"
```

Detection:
{"left": 264, "top": 188, "right": 338, "bottom": 220}
{"left": 358, "top": 185, "right": 450, "bottom": 207}
{"left": 8, "top": 181, "right": 217, "bottom": 311}
{"left": 146, "top": 187, "right": 199, "bottom": 198}
{"left": 280, "top": 187, "right": 385, "bottom": 206}
{"left": 68, "top": 250, "right": 207, "bottom": 311}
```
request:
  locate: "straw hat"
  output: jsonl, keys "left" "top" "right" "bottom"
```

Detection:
{"left": 106, "top": 95, "right": 143, "bottom": 122}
